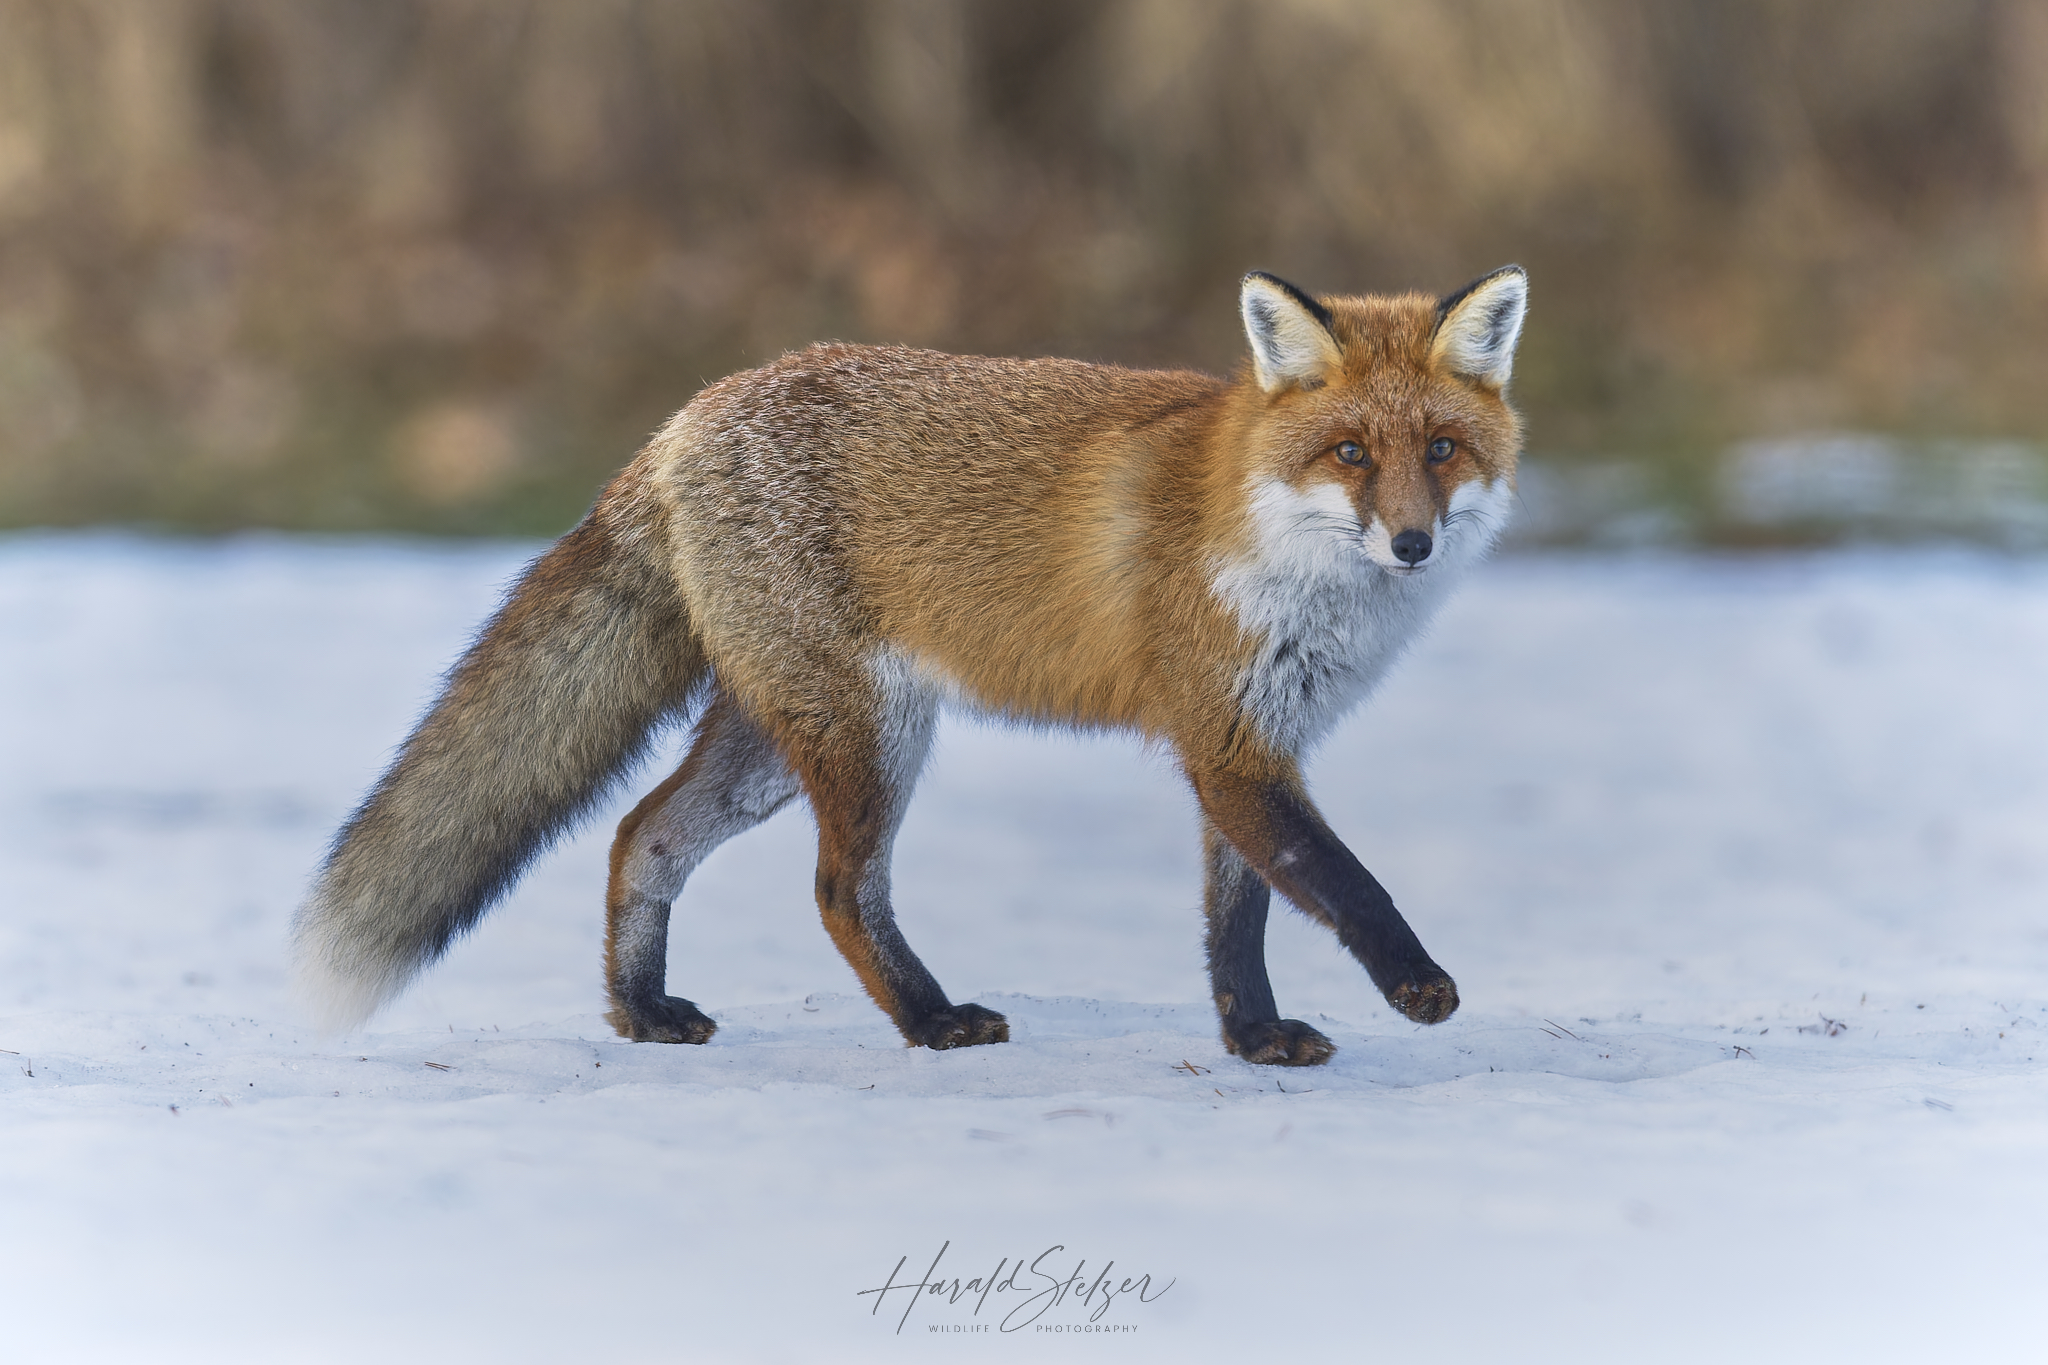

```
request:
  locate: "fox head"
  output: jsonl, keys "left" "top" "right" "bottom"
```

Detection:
{"left": 1233, "top": 266, "right": 1526, "bottom": 575}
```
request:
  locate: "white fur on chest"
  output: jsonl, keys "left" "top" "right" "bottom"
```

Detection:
{"left": 1210, "top": 477, "right": 1510, "bottom": 754}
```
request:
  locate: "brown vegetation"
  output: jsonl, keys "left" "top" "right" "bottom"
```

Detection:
{"left": 2, "top": 0, "right": 2045, "bottom": 533}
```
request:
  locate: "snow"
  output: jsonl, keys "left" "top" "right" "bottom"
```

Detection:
{"left": 3, "top": 532, "right": 2045, "bottom": 1363}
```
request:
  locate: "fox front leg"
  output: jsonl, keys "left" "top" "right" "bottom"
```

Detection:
{"left": 1202, "top": 821, "right": 1336, "bottom": 1065}
{"left": 1190, "top": 762, "right": 1459, "bottom": 1027}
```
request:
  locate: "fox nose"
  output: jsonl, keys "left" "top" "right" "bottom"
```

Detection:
{"left": 1390, "top": 529, "right": 1433, "bottom": 565}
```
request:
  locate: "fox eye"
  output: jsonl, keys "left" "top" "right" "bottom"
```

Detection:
{"left": 1334, "top": 440, "right": 1365, "bottom": 466}
{"left": 1428, "top": 437, "right": 1456, "bottom": 464}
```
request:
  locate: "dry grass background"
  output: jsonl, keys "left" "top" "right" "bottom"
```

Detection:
{"left": 2, "top": 0, "right": 2046, "bottom": 534}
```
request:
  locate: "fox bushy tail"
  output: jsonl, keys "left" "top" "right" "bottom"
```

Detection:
{"left": 293, "top": 492, "right": 706, "bottom": 1031}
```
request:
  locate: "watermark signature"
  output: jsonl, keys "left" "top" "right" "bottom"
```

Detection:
{"left": 857, "top": 1241, "right": 1174, "bottom": 1335}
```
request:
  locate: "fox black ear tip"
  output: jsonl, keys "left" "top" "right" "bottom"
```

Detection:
{"left": 1438, "top": 264, "right": 1530, "bottom": 322}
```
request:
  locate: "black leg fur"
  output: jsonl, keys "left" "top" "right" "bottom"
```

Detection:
{"left": 1193, "top": 767, "right": 1459, "bottom": 1027}
{"left": 1203, "top": 822, "right": 1335, "bottom": 1065}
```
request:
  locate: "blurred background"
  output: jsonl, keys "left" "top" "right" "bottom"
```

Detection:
{"left": 3, "top": 0, "right": 2047, "bottom": 543}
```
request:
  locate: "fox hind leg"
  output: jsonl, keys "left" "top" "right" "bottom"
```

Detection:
{"left": 1202, "top": 821, "right": 1335, "bottom": 1066}
{"left": 776, "top": 675, "right": 1008, "bottom": 1051}
{"left": 605, "top": 688, "right": 799, "bottom": 1042}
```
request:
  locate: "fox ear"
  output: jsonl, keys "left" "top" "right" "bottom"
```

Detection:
{"left": 1432, "top": 265, "right": 1527, "bottom": 388}
{"left": 1240, "top": 272, "right": 1342, "bottom": 393}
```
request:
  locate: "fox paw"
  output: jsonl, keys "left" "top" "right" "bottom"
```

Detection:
{"left": 1224, "top": 1018, "right": 1336, "bottom": 1067}
{"left": 908, "top": 1004, "right": 1010, "bottom": 1050}
{"left": 1388, "top": 971, "right": 1459, "bottom": 1024}
{"left": 607, "top": 995, "right": 717, "bottom": 1044}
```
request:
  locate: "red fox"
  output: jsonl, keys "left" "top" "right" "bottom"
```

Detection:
{"left": 294, "top": 266, "right": 1527, "bottom": 1066}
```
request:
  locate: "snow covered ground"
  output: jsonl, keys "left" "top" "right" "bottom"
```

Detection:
{"left": 3, "top": 533, "right": 2045, "bottom": 1363}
